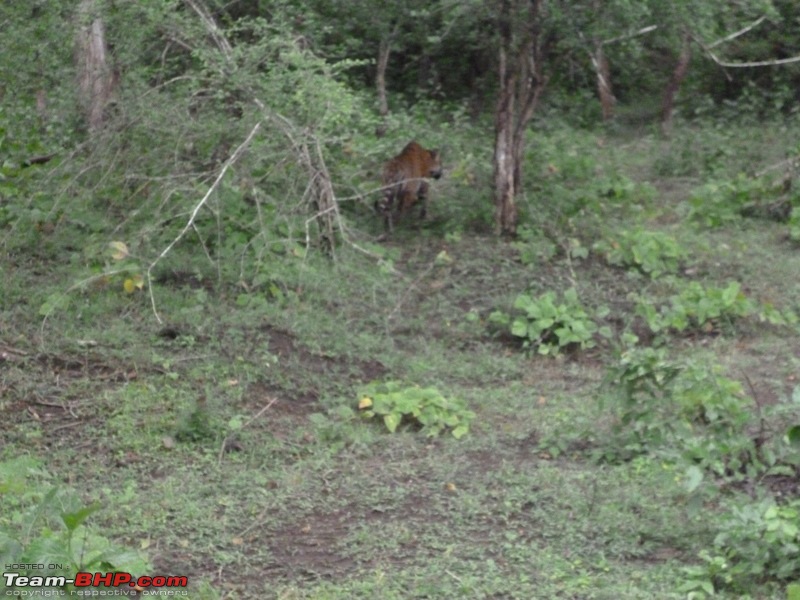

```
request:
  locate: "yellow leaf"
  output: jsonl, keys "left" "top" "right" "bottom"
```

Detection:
{"left": 358, "top": 396, "right": 373, "bottom": 409}
{"left": 109, "top": 241, "right": 129, "bottom": 260}
{"left": 124, "top": 274, "right": 144, "bottom": 293}
{"left": 140, "top": 539, "right": 151, "bottom": 550}
{"left": 434, "top": 250, "right": 453, "bottom": 266}
{"left": 445, "top": 482, "right": 457, "bottom": 493}
{"left": 231, "top": 537, "right": 244, "bottom": 546}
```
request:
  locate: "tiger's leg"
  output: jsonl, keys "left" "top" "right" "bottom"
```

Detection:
{"left": 417, "top": 181, "right": 430, "bottom": 220}
{"left": 376, "top": 186, "right": 396, "bottom": 233}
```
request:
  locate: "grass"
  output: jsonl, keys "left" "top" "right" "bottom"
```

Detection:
{"left": 2, "top": 116, "right": 800, "bottom": 599}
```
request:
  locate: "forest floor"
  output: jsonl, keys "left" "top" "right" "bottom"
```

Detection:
{"left": 2, "top": 120, "right": 800, "bottom": 599}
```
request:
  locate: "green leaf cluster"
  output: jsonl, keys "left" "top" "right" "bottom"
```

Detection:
{"left": 604, "top": 347, "right": 756, "bottom": 470}
{"left": 636, "top": 281, "right": 754, "bottom": 334}
{"left": 687, "top": 175, "right": 765, "bottom": 228}
{"left": 358, "top": 381, "right": 475, "bottom": 439}
{"left": 492, "top": 288, "right": 610, "bottom": 355}
{"left": 682, "top": 498, "right": 800, "bottom": 596}
{"left": 0, "top": 457, "right": 149, "bottom": 592}
{"left": 594, "top": 228, "right": 687, "bottom": 279}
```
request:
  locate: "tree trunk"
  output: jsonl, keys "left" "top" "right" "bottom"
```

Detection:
{"left": 492, "top": 0, "right": 546, "bottom": 237}
{"left": 494, "top": 77, "right": 517, "bottom": 236}
{"left": 375, "top": 37, "right": 391, "bottom": 138}
{"left": 593, "top": 41, "right": 615, "bottom": 121}
{"left": 75, "top": 0, "right": 115, "bottom": 133}
{"left": 661, "top": 32, "right": 691, "bottom": 135}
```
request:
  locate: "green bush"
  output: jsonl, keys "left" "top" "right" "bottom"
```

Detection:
{"left": 687, "top": 175, "right": 764, "bottom": 227}
{"left": 490, "top": 288, "right": 610, "bottom": 356}
{"left": 682, "top": 498, "right": 800, "bottom": 596}
{"left": 358, "top": 381, "right": 475, "bottom": 439}
{"left": 636, "top": 281, "right": 754, "bottom": 335}
{"left": 603, "top": 347, "right": 756, "bottom": 472}
{"left": 594, "top": 228, "right": 687, "bottom": 279}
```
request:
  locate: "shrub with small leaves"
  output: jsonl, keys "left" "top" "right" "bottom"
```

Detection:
{"left": 358, "top": 381, "right": 475, "bottom": 439}
{"left": 687, "top": 174, "right": 764, "bottom": 228}
{"left": 603, "top": 347, "right": 755, "bottom": 472}
{"left": 682, "top": 497, "right": 800, "bottom": 596}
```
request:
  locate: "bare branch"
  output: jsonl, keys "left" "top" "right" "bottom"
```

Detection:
{"left": 602, "top": 25, "right": 658, "bottom": 47}
{"left": 183, "top": 0, "right": 232, "bottom": 57}
{"left": 694, "top": 16, "right": 800, "bottom": 68}
{"left": 705, "top": 51, "right": 800, "bottom": 68}
{"left": 145, "top": 121, "right": 262, "bottom": 324}
{"left": 707, "top": 15, "right": 766, "bottom": 49}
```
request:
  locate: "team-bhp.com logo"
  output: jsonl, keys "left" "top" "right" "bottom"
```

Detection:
{"left": 3, "top": 565, "right": 188, "bottom": 595}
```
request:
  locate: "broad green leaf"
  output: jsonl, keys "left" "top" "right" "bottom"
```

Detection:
{"left": 384, "top": 413, "right": 402, "bottom": 433}
{"left": 62, "top": 502, "right": 102, "bottom": 533}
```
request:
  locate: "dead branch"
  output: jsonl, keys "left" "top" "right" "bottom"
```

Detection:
{"left": 602, "top": 25, "right": 658, "bottom": 47}
{"left": 145, "top": 121, "right": 262, "bottom": 324}
{"left": 754, "top": 155, "right": 800, "bottom": 179}
{"left": 707, "top": 15, "right": 766, "bottom": 49}
{"left": 695, "top": 16, "right": 800, "bottom": 68}
{"left": 218, "top": 397, "right": 277, "bottom": 466}
{"left": 183, "top": 0, "right": 232, "bottom": 58}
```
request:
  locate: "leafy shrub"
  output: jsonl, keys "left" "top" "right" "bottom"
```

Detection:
{"left": 682, "top": 497, "right": 800, "bottom": 596}
{"left": 594, "top": 228, "right": 687, "bottom": 279}
{"left": 0, "top": 457, "right": 149, "bottom": 592}
{"left": 603, "top": 347, "right": 755, "bottom": 472}
{"left": 490, "top": 288, "right": 610, "bottom": 356}
{"left": 687, "top": 175, "right": 764, "bottom": 227}
{"left": 358, "top": 381, "right": 475, "bottom": 439}
{"left": 636, "top": 281, "right": 754, "bottom": 335}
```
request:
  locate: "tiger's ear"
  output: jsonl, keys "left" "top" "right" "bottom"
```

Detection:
{"left": 430, "top": 149, "right": 440, "bottom": 158}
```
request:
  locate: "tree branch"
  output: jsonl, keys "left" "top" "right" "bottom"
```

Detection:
{"left": 145, "top": 121, "right": 261, "bottom": 324}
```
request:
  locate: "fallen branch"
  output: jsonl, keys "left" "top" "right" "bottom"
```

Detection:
{"left": 218, "top": 396, "right": 278, "bottom": 466}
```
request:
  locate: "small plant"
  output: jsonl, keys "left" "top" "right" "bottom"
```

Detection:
{"left": 790, "top": 208, "right": 800, "bottom": 244}
{"left": 490, "top": 288, "right": 610, "bottom": 355}
{"left": 0, "top": 457, "right": 149, "bottom": 592}
{"left": 636, "top": 281, "right": 754, "bottom": 335}
{"left": 358, "top": 381, "right": 475, "bottom": 439}
{"left": 594, "top": 228, "right": 687, "bottom": 279}
{"left": 682, "top": 497, "right": 800, "bottom": 596}
{"left": 174, "top": 399, "right": 216, "bottom": 443}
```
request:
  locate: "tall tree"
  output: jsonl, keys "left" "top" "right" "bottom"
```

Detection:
{"left": 492, "top": 0, "right": 547, "bottom": 236}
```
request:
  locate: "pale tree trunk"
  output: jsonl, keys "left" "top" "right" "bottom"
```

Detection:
{"left": 592, "top": 40, "right": 615, "bottom": 121}
{"left": 375, "top": 37, "right": 391, "bottom": 138}
{"left": 75, "top": 0, "right": 115, "bottom": 133}
{"left": 493, "top": 0, "right": 546, "bottom": 237}
{"left": 494, "top": 72, "right": 517, "bottom": 236}
{"left": 661, "top": 32, "right": 692, "bottom": 135}
{"left": 375, "top": 24, "right": 399, "bottom": 138}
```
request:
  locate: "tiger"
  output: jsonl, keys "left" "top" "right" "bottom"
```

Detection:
{"left": 376, "top": 141, "right": 442, "bottom": 233}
